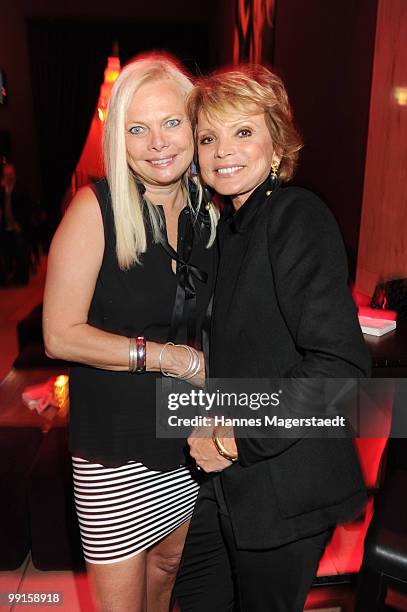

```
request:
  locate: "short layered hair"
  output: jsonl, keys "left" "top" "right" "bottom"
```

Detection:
{"left": 187, "top": 64, "right": 303, "bottom": 182}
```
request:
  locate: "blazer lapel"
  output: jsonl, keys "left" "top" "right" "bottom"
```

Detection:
{"left": 213, "top": 228, "right": 254, "bottom": 319}
{"left": 213, "top": 179, "right": 278, "bottom": 321}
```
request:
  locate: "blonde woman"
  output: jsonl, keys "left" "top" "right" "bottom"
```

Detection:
{"left": 43, "top": 53, "right": 218, "bottom": 612}
{"left": 175, "top": 65, "right": 370, "bottom": 611}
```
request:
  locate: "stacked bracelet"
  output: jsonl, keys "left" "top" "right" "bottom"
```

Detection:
{"left": 159, "top": 342, "right": 201, "bottom": 380}
{"left": 159, "top": 341, "right": 175, "bottom": 376}
{"left": 129, "top": 336, "right": 146, "bottom": 373}
{"left": 180, "top": 345, "right": 201, "bottom": 380}
{"left": 129, "top": 337, "right": 137, "bottom": 372}
{"left": 135, "top": 336, "right": 146, "bottom": 373}
{"left": 212, "top": 430, "right": 238, "bottom": 462}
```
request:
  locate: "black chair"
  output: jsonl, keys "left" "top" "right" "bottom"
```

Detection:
{"left": 27, "top": 426, "right": 85, "bottom": 570}
{"left": 355, "top": 466, "right": 407, "bottom": 610}
{"left": 356, "top": 384, "right": 407, "bottom": 611}
{"left": 0, "top": 426, "right": 43, "bottom": 569}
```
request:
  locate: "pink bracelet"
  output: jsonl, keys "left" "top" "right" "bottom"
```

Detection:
{"left": 135, "top": 336, "right": 146, "bottom": 373}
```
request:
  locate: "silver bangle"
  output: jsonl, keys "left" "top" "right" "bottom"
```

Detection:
{"left": 129, "top": 337, "right": 137, "bottom": 373}
{"left": 178, "top": 345, "right": 196, "bottom": 379}
{"left": 159, "top": 342, "right": 175, "bottom": 376}
{"left": 159, "top": 343, "right": 201, "bottom": 379}
{"left": 181, "top": 346, "right": 201, "bottom": 380}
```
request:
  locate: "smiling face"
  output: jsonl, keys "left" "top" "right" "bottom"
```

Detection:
{"left": 197, "top": 107, "right": 280, "bottom": 209}
{"left": 125, "top": 78, "right": 194, "bottom": 188}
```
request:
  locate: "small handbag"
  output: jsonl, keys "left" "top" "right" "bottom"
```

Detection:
{"left": 370, "top": 278, "right": 407, "bottom": 321}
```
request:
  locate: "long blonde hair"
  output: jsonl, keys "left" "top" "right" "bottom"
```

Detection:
{"left": 103, "top": 53, "right": 218, "bottom": 270}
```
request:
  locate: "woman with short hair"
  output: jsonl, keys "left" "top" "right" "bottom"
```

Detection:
{"left": 175, "top": 65, "right": 370, "bottom": 611}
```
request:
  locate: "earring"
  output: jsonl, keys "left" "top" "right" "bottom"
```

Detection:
{"left": 266, "top": 161, "right": 280, "bottom": 196}
{"left": 203, "top": 186, "right": 214, "bottom": 211}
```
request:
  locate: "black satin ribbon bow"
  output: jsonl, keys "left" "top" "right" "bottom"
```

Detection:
{"left": 136, "top": 179, "right": 209, "bottom": 345}
{"left": 160, "top": 237, "right": 208, "bottom": 346}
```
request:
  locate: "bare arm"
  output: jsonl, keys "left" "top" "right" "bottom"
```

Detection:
{"left": 43, "top": 186, "right": 204, "bottom": 382}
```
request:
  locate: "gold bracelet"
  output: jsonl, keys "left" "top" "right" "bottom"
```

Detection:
{"left": 212, "top": 431, "right": 238, "bottom": 462}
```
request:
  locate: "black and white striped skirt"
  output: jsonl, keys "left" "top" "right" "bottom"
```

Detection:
{"left": 72, "top": 456, "right": 200, "bottom": 564}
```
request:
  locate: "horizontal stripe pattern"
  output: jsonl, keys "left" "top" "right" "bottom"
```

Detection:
{"left": 72, "top": 456, "right": 199, "bottom": 564}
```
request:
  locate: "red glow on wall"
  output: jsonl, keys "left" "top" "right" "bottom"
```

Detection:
{"left": 97, "top": 56, "right": 120, "bottom": 122}
{"left": 73, "top": 54, "right": 121, "bottom": 192}
{"left": 234, "top": 0, "right": 275, "bottom": 63}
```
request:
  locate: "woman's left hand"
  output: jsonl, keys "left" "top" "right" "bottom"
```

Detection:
{"left": 147, "top": 343, "right": 206, "bottom": 387}
{"left": 188, "top": 424, "right": 237, "bottom": 472}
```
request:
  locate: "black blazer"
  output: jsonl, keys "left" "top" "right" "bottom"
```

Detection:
{"left": 210, "top": 178, "right": 371, "bottom": 550}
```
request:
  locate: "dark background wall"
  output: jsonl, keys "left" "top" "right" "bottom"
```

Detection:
{"left": 272, "top": 0, "right": 378, "bottom": 277}
{"left": 0, "top": 1, "right": 40, "bottom": 199}
{"left": 0, "top": 0, "right": 232, "bottom": 204}
{"left": 1, "top": 0, "right": 380, "bottom": 278}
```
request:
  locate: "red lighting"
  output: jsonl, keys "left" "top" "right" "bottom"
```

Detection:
{"left": 97, "top": 56, "right": 121, "bottom": 122}
{"left": 73, "top": 52, "right": 120, "bottom": 189}
{"left": 234, "top": 0, "right": 275, "bottom": 63}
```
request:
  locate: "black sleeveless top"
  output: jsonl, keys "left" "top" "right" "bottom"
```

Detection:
{"left": 69, "top": 179, "right": 217, "bottom": 469}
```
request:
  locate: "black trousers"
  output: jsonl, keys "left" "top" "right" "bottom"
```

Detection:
{"left": 175, "top": 475, "right": 332, "bottom": 612}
